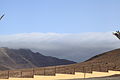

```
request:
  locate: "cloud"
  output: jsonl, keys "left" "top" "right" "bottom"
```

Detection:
{"left": 0, "top": 32, "right": 120, "bottom": 62}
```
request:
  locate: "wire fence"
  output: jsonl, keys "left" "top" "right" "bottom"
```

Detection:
{"left": 0, "top": 63, "right": 118, "bottom": 79}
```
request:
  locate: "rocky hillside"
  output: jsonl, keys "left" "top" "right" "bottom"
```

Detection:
{"left": 0, "top": 47, "right": 76, "bottom": 70}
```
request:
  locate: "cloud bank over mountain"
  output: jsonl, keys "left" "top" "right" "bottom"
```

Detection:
{"left": 0, "top": 32, "right": 119, "bottom": 62}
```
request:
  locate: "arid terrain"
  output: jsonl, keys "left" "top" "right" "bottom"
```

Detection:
{"left": 0, "top": 48, "right": 120, "bottom": 80}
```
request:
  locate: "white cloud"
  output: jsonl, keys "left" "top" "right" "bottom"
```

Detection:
{"left": 0, "top": 32, "right": 119, "bottom": 62}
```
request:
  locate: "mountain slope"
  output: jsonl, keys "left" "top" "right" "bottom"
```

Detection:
{"left": 0, "top": 47, "right": 76, "bottom": 70}
{"left": 86, "top": 48, "right": 120, "bottom": 63}
{"left": 74, "top": 48, "right": 120, "bottom": 72}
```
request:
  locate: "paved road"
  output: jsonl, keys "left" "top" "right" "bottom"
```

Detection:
{"left": 59, "top": 77, "right": 120, "bottom": 80}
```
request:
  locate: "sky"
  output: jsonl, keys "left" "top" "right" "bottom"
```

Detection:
{"left": 0, "top": 0, "right": 120, "bottom": 34}
{"left": 0, "top": 0, "right": 120, "bottom": 62}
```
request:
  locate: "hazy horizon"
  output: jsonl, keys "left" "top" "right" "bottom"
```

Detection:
{"left": 0, "top": 32, "right": 119, "bottom": 62}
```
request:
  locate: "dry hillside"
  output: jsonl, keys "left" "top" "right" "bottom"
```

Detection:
{"left": 74, "top": 48, "right": 120, "bottom": 73}
{"left": 0, "top": 47, "right": 76, "bottom": 70}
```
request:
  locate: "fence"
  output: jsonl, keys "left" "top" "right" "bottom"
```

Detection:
{"left": 0, "top": 63, "right": 118, "bottom": 79}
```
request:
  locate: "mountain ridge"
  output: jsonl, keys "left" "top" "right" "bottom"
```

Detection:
{"left": 0, "top": 47, "right": 76, "bottom": 70}
{"left": 85, "top": 48, "right": 120, "bottom": 62}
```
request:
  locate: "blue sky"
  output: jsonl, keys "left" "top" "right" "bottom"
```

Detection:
{"left": 0, "top": 0, "right": 120, "bottom": 34}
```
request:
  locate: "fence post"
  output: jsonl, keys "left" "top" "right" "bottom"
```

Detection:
{"left": 33, "top": 68, "right": 34, "bottom": 77}
{"left": 55, "top": 66, "right": 56, "bottom": 75}
{"left": 91, "top": 65, "right": 93, "bottom": 73}
{"left": 114, "top": 63, "right": 117, "bottom": 69}
{"left": 44, "top": 67, "right": 45, "bottom": 75}
{"left": 99, "top": 65, "right": 101, "bottom": 71}
{"left": 83, "top": 66, "right": 86, "bottom": 80}
{"left": 8, "top": 70, "right": 9, "bottom": 79}
{"left": 106, "top": 64, "right": 108, "bottom": 72}
{"left": 21, "top": 70, "right": 22, "bottom": 77}
{"left": 74, "top": 66, "right": 75, "bottom": 74}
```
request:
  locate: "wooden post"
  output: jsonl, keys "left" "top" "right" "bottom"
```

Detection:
{"left": 44, "top": 67, "right": 45, "bottom": 75}
{"left": 99, "top": 65, "right": 101, "bottom": 71}
{"left": 21, "top": 70, "right": 22, "bottom": 77}
{"left": 74, "top": 66, "right": 75, "bottom": 74}
{"left": 114, "top": 63, "right": 117, "bottom": 69}
{"left": 54, "top": 66, "right": 56, "bottom": 75}
{"left": 91, "top": 65, "right": 93, "bottom": 73}
{"left": 106, "top": 64, "right": 108, "bottom": 72}
{"left": 83, "top": 67, "right": 86, "bottom": 80}
{"left": 33, "top": 68, "right": 34, "bottom": 78}
{"left": 8, "top": 71, "right": 9, "bottom": 79}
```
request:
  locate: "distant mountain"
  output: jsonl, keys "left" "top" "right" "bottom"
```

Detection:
{"left": 0, "top": 47, "right": 76, "bottom": 70}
